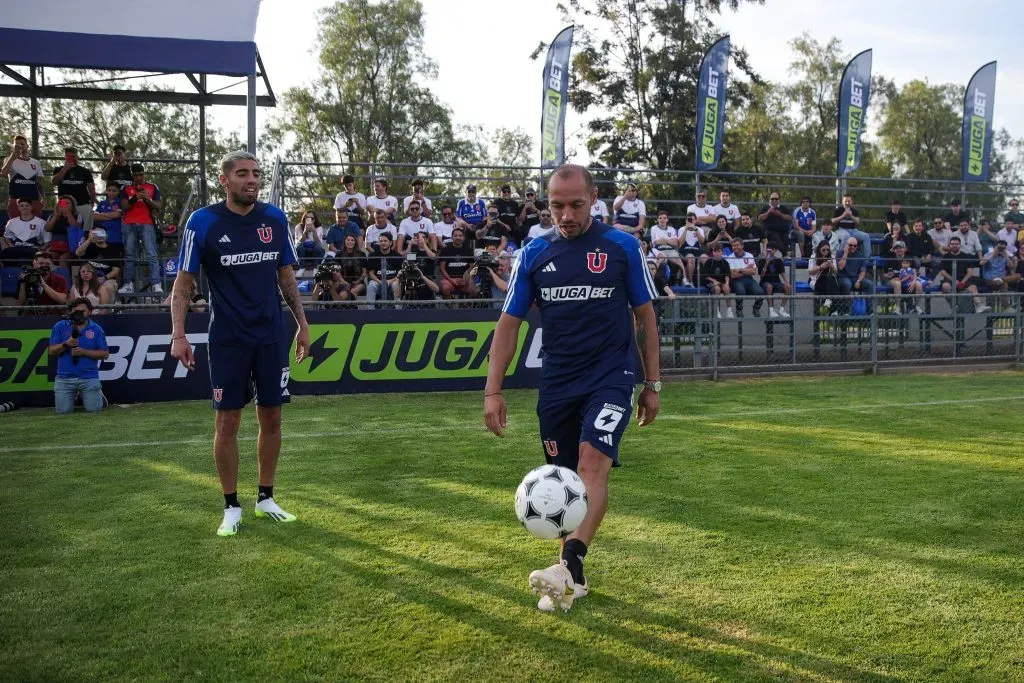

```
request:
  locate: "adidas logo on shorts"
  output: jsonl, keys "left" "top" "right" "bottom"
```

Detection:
{"left": 599, "top": 434, "right": 614, "bottom": 446}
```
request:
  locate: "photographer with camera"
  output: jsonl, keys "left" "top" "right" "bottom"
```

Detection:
{"left": 398, "top": 252, "right": 440, "bottom": 302}
{"left": 17, "top": 251, "right": 67, "bottom": 314}
{"left": 468, "top": 244, "right": 509, "bottom": 303}
{"left": 439, "top": 227, "right": 477, "bottom": 298}
{"left": 365, "top": 232, "right": 403, "bottom": 305}
{"left": 312, "top": 263, "right": 348, "bottom": 303}
{"left": 47, "top": 297, "right": 109, "bottom": 414}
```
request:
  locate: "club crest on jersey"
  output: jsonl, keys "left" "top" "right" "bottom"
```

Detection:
{"left": 257, "top": 225, "right": 273, "bottom": 243}
{"left": 543, "top": 440, "right": 559, "bottom": 457}
{"left": 213, "top": 388, "right": 223, "bottom": 402}
{"left": 587, "top": 250, "right": 608, "bottom": 273}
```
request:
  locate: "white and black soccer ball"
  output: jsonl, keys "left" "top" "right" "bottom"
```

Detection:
{"left": 514, "top": 464, "right": 588, "bottom": 540}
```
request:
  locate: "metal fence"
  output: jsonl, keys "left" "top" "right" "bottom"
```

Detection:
{"left": 274, "top": 160, "right": 1024, "bottom": 233}
{"left": 655, "top": 292, "right": 1023, "bottom": 376}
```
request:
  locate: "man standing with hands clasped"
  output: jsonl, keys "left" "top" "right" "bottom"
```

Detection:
{"left": 484, "top": 164, "right": 661, "bottom": 613}
{"left": 170, "top": 151, "right": 311, "bottom": 538}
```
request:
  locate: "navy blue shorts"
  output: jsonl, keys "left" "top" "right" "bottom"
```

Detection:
{"left": 537, "top": 385, "right": 634, "bottom": 471}
{"left": 208, "top": 342, "right": 290, "bottom": 411}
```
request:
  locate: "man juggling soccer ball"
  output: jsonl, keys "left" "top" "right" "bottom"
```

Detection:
{"left": 484, "top": 164, "right": 662, "bottom": 612}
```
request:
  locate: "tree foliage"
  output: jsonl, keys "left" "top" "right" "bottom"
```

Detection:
{"left": 550, "top": 0, "right": 762, "bottom": 171}
{"left": 0, "top": 78, "right": 242, "bottom": 220}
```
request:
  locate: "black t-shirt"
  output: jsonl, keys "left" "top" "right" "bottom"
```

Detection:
{"left": 480, "top": 223, "right": 508, "bottom": 249}
{"left": 940, "top": 252, "right": 979, "bottom": 278}
{"left": 885, "top": 210, "right": 908, "bottom": 227}
{"left": 50, "top": 213, "right": 74, "bottom": 239}
{"left": 734, "top": 224, "right": 765, "bottom": 257}
{"left": 653, "top": 273, "right": 668, "bottom": 295}
{"left": 760, "top": 256, "right": 785, "bottom": 280}
{"left": 881, "top": 257, "right": 905, "bottom": 278}
{"left": 81, "top": 243, "right": 119, "bottom": 278}
{"left": 706, "top": 226, "right": 731, "bottom": 246}
{"left": 759, "top": 204, "right": 792, "bottom": 242}
{"left": 107, "top": 163, "right": 133, "bottom": 188}
{"left": 703, "top": 257, "right": 731, "bottom": 284}
{"left": 333, "top": 250, "right": 366, "bottom": 281}
{"left": 494, "top": 198, "right": 521, "bottom": 237}
{"left": 367, "top": 250, "right": 402, "bottom": 281}
{"left": 944, "top": 210, "right": 969, "bottom": 227}
{"left": 52, "top": 165, "right": 94, "bottom": 205}
{"left": 832, "top": 206, "right": 860, "bottom": 232}
{"left": 439, "top": 244, "right": 473, "bottom": 279}
{"left": 520, "top": 199, "right": 547, "bottom": 230}
{"left": 905, "top": 231, "right": 935, "bottom": 258}
{"left": 1005, "top": 210, "right": 1024, "bottom": 225}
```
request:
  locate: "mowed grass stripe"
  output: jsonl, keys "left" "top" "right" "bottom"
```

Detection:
{"left": 1, "top": 372, "right": 1022, "bottom": 681}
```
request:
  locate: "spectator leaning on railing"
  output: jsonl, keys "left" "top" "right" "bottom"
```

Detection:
{"left": 47, "top": 297, "right": 109, "bottom": 414}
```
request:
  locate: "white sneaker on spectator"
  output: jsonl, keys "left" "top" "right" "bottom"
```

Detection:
{"left": 975, "top": 304, "right": 991, "bottom": 314}
{"left": 217, "top": 506, "right": 242, "bottom": 537}
{"left": 152, "top": 284, "right": 164, "bottom": 294}
{"left": 914, "top": 305, "right": 925, "bottom": 315}
{"left": 682, "top": 278, "right": 693, "bottom": 287}
{"left": 118, "top": 282, "right": 134, "bottom": 294}
{"left": 769, "top": 307, "right": 779, "bottom": 318}
{"left": 779, "top": 308, "right": 790, "bottom": 318}
{"left": 726, "top": 307, "right": 735, "bottom": 319}
{"left": 823, "top": 298, "right": 832, "bottom": 310}
{"left": 716, "top": 309, "right": 722, "bottom": 319}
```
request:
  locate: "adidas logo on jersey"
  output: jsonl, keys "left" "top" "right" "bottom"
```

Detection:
{"left": 539, "top": 285, "right": 615, "bottom": 302}
{"left": 599, "top": 434, "right": 614, "bottom": 446}
{"left": 542, "top": 262, "right": 557, "bottom": 273}
{"left": 219, "top": 234, "right": 232, "bottom": 243}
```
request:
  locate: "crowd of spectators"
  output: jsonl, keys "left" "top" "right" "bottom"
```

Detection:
{"left": 1, "top": 135, "right": 167, "bottom": 312}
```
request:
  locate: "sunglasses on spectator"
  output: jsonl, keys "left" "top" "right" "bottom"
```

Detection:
{"left": 540, "top": 213, "right": 551, "bottom": 217}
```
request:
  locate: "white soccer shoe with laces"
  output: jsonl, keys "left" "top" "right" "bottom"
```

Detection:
{"left": 529, "top": 561, "right": 588, "bottom": 612}
{"left": 217, "top": 506, "right": 242, "bottom": 537}
{"left": 254, "top": 497, "right": 297, "bottom": 523}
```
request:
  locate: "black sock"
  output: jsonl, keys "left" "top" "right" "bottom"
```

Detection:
{"left": 224, "top": 492, "right": 240, "bottom": 509}
{"left": 561, "top": 539, "right": 588, "bottom": 584}
{"left": 257, "top": 485, "right": 274, "bottom": 502}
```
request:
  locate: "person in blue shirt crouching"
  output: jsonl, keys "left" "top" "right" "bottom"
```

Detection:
{"left": 48, "top": 297, "right": 109, "bottom": 414}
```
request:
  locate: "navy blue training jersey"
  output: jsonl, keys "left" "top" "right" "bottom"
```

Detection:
{"left": 177, "top": 201, "right": 297, "bottom": 346}
{"left": 503, "top": 221, "right": 658, "bottom": 399}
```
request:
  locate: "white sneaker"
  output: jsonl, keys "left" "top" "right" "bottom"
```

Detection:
{"left": 779, "top": 307, "right": 790, "bottom": 318}
{"left": 118, "top": 282, "right": 134, "bottom": 294}
{"left": 914, "top": 305, "right": 925, "bottom": 315}
{"left": 682, "top": 278, "right": 693, "bottom": 287}
{"left": 975, "top": 304, "right": 992, "bottom": 314}
{"left": 217, "top": 506, "right": 242, "bottom": 537}
{"left": 725, "top": 307, "right": 735, "bottom": 319}
{"left": 716, "top": 309, "right": 722, "bottom": 319}
{"left": 254, "top": 497, "right": 297, "bottom": 523}
{"left": 529, "top": 561, "right": 589, "bottom": 612}
{"left": 823, "top": 298, "right": 832, "bottom": 310}
{"left": 768, "top": 307, "right": 779, "bottom": 318}
{"left": 151, "top": 283, "right": 164, "bottom": 294}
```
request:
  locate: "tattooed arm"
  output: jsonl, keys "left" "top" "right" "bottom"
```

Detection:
{"left": 278, "top": 266, "right": 311, "bottom": 363}
{"left": 633, "top": 301, "right": 660, "bottom": 426}
{"left": 169, "top": 271, "right": 197, "bottom": 371}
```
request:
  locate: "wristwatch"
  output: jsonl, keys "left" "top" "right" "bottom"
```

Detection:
{"left": 642, "top": 380, "right": 662, "bottom": 393}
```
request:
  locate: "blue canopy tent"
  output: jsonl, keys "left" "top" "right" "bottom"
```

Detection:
{"left": 0, "top": 0, "right": 275, "bottom": 198}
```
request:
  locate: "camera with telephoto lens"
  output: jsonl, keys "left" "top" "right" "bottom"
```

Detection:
{"left": 313, "top": 263, "right": 335, "bottom": 284}
{"left": 400, "top": 253, "right": 422, "bottom": 283}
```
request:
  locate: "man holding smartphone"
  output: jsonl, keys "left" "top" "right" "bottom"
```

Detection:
{"left": 51, "top": 146, "right": 96, "bottom": 232}
{"left": 118, "top": 163, "right": 163, "bottom": 294}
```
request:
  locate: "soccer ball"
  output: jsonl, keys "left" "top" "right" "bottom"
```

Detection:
{"left": 514, "top": 465, "right": 588, "bottom": 540}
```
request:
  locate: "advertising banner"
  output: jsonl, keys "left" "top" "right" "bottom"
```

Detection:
{"left": 696, "top": 36, "right": 730, "bottom": 172}
{"left": 962, "top": 61, "right": 997, "bottom": 182}
{"left": 837, "top": 49, "right": 872, "bottom": 176}
{"left": 539, "top": 26, "right": 574, "bottom": 169}
{"left": 0, "top": 310, "right": 548, "bottom": 408}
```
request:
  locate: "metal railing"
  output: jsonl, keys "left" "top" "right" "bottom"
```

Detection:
{"left": 655, "top": 292, "right": 1023, "bottom": 375}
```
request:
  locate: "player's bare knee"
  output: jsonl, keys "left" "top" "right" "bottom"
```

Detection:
{"left": 215, "top": 409, "right": 242, "bottom": 435}
{"left": 576, "top": 444, "right": 612, "bottom": 481}
{"left": 257, "top": 406, "right": 282, "bottom": 434}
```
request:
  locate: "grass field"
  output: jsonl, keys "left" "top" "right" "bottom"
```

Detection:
{"left": 2, "top": 373, "right": 1024, "bottom": 682}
